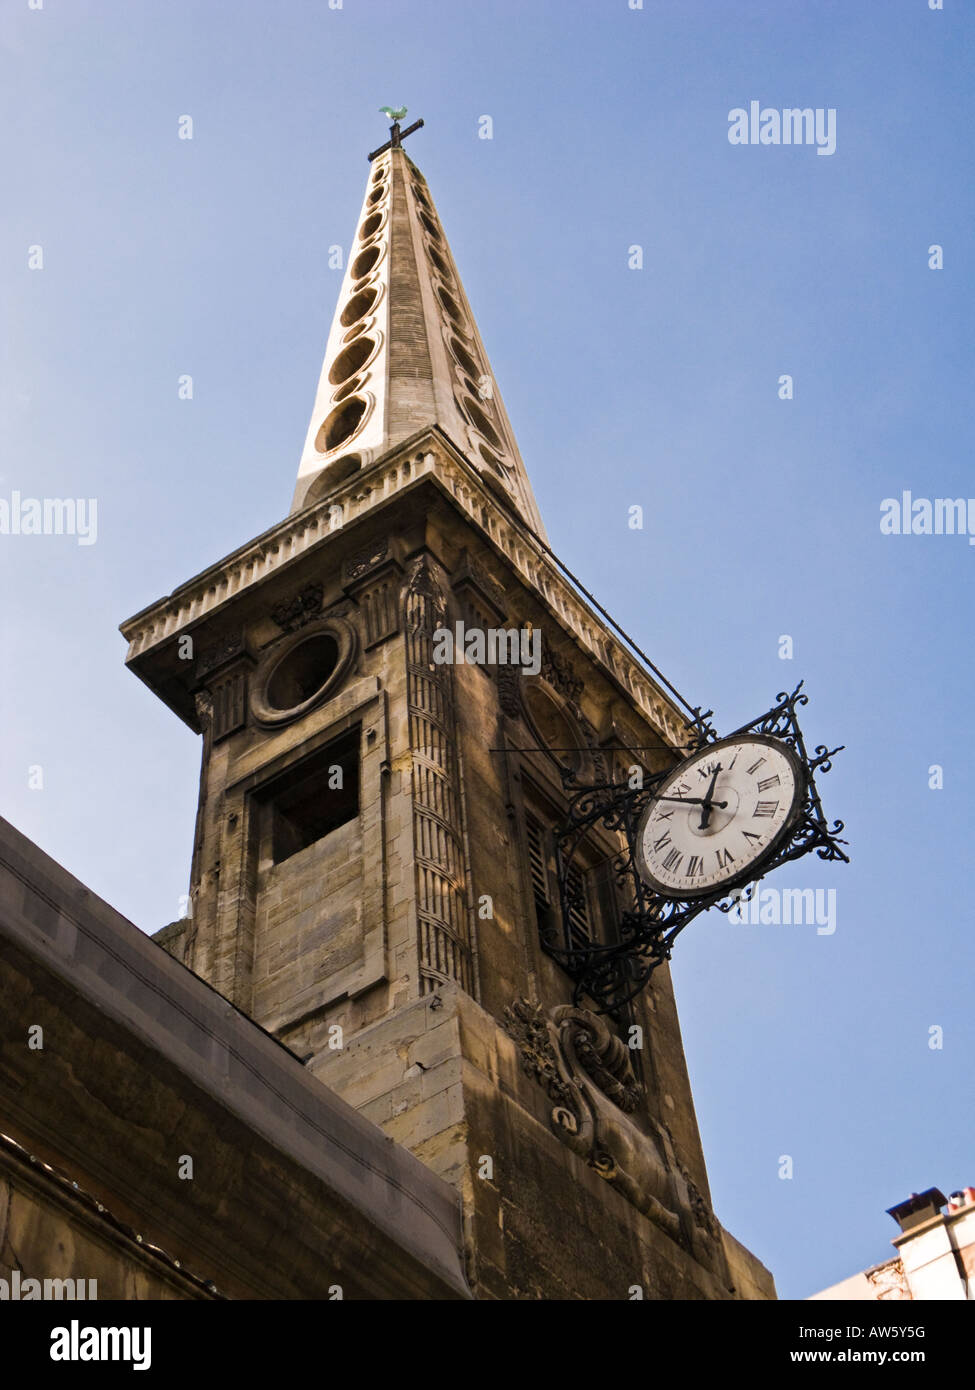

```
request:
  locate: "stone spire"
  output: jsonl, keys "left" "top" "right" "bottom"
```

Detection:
{"left": 291, "top": 143, "right": 547, "bottom": 540}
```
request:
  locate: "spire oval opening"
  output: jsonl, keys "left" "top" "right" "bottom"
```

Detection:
{"left": 462, "top": 397, "right": 504, "bottom": 452}
{"left": 332, "top": 374, "right": 366, "bottom": 403}
{"left": 315, "top": 395, "right": 369, "bottom": 453}
{"left": 358, "top": 211, "right": 384, "bottom": 242}
{"left": 340, "top": 286, "right": 379, "bottom": 327}
{"left": 420, "top": 212, "right": 442, "bottom": 242}
{"left": 429, "top": 247, "right": 452, "bottom": 279}
{"left": 437, "top": 285, "right": 465, "bottom": 324}
{"left": 328, "top": 336, "right": 377, "bottom": 386}
{"left": 449, "top": 335, "right": 481, "bottom": 380}
{"left": 479, "top": 443, "right": 508, "bottom": 474}
{"left": 351, "top": 245, "right": 383, "bottom": 280}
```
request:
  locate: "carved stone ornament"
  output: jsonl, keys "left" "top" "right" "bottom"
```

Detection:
{"left": 270, "top": 583, "right": 324, "bottom": 633}
{"left": 571, "top": 706, "right": 609, "bottom": 784}
{"left": 452, "top": 549, "right": 507, "bottom": 623}
{"left": 496, "top": 664, "right": 522, "bottom": 718}
{"left": 193, "top": 689, "right": 213, "bottom": 732}
{"left": 344, "top": 539, "right": 389, "bottom": 584}
{"left": 539, "top": 645, "right": 584, "bottom": 702}
{"left": 866, "top": 1258, "right": 911, "bottom": 1301}
{"left": 195, "top": 632, "right": 247, "bottom": 681}
{"left": 504, "top": 998, "right": 686, "bottom": 1242}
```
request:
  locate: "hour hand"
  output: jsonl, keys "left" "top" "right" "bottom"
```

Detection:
{"left": 698, "top": 764, "right": 723, "bottom": 829}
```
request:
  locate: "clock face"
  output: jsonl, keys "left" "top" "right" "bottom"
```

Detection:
{"left": 635, "top": 735, "right": 806, "bottom": 899}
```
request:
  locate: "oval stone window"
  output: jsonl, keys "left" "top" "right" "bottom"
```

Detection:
{"left": 351, "top": 245, "right": 382, "bottom": 279}
{"left": 315, "top": 395, "right": 368, "bottom": 452}
{"left": 266, "top": 634, "right": 340, "bottom": 712}
{"left": 340, "top": 287, "right": 378, "bottom": 328}
{"left": 437, "top": 286, "right": 466, "bottom": 329}
{"left": 420, "top": 212, "right": 442, "bottom": 242}
{"left": 328, "top": 335, "right": 376, "bottom": 386}
{"left": 449, "top": 335, "right": 480, "bottom": 380}
{"left": 358, "top": 211, "right": 383, "bottom": 242}
{"left": 462, "top": 396, "right": 503, "bottom": 451}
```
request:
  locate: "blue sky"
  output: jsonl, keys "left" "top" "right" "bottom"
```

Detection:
{"left": 2, "top": 0, "right": 972, "bottom": 1300}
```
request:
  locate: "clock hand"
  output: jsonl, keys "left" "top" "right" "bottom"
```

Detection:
{"left": 654, "top": 795, "right": 728, "bottom": 809}
{"left": 698, "top": 764, "right": 723, "bottom": 830}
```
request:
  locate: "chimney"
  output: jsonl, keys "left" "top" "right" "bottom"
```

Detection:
{"left": 885, "top": 1188, "right": 947, "bottom": 1233}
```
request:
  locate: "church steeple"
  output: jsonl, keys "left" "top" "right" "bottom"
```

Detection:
{"left": 291, "top": 123, "right": 547, "bottom": 540}
{"left": 124, "top": 118, "right": 774, "bottom": 1303}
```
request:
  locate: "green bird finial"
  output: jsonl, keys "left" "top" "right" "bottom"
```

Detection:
{"left": 379, "top": 105, "right": 408, "bottom": 123}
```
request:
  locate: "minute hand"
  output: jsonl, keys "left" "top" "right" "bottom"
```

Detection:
{"left": 654, "top": 795, "right": 728, "bottom": 808}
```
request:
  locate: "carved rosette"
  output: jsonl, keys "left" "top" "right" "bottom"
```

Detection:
{"left": 405, "top": 556, "right": 472, "bottom": 993}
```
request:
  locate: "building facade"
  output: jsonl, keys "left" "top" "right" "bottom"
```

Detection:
{"left": 810, "top": 1188, "right": 975, "bottom": 1301}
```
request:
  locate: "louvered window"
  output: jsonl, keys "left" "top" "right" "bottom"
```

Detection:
{"left": 564, "top": 861, "right": 593, "bottom": 950}
{"left": 525, "top": 814, "right": 550, "bottom": 920}
{"left": 526, "top": 804, "right": 597, "bottom": 960}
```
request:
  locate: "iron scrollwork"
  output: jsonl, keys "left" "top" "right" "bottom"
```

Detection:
{"left": 546, "top": 683, "right": 849, "bottom": 1013}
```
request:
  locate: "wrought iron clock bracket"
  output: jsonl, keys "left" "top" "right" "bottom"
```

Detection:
{"left": 545, "top": 682, "right": 849, "bottom": 1014}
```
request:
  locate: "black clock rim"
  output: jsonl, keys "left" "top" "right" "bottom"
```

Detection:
{"left": 635, "top": 733, "right": 808, "bottom": 901}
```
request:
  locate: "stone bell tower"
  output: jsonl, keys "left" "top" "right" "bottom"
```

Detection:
{"left": 121, "top": 122, "right": 774, "bottom": 1301}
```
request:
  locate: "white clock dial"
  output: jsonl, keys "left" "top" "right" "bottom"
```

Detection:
{"left": 635, "top": 735, "right": 805, "bottom": 899}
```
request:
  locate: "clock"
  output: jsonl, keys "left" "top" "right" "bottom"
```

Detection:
{"left": 635, "top": 734, "right": 807, "bottom": 900}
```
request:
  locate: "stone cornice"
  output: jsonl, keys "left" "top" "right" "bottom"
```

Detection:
{"left": 120, "top": 428, "right": 693, "bottom": 747}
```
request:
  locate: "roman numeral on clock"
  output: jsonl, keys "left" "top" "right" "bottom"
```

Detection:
{"left": 746, "top": 757, "right": 766, "bottom": 775}
{"left": 653, "top": 831, "right": 672, "bottom": 852}
{"left": 757, "top": 775, "right": 780, "bottom": 792}
{"left": 741, "top": 830, "right": 762, "bottom": 845}
{"left": 686, "top": 856, "right": 705, "bottom": 878}
{"left": 654, "top": 808, "right": 675, "bottom": 822}
{"left": 715, "top": 848, "right": 735, "bottom": 869}
{"left": 753, "top": 801, "right": 779, "bottom": 818}
{"left": 662, "top": 848, "right": 682, "bottom": 872}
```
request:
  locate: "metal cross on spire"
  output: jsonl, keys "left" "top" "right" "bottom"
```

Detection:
{"left": 368, "top": 106, "right": 425, "bottom": 162}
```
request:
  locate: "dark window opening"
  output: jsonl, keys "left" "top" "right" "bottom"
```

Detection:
{"left": 261, "top": 731, "right": 359, "bottom": 865}
{"left": 266, "top": 633, "right": 339, "bottom": 711}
